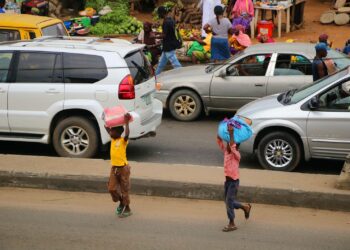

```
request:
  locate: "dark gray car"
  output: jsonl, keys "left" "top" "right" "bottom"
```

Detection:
{"left": 155, "top": 43, "right": 350, "bottom": 121}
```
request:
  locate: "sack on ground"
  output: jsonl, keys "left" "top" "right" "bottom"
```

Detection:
{"left": 218, "top": 116, "right": 253, "bottom": 144}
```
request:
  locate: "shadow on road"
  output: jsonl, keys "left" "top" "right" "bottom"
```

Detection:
{"left": 0, "top": 110, "right": 345, "bottom": 175}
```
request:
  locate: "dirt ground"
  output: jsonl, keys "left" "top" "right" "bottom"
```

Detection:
{"left": 133, "top": 0, "right": 350, "bottom": 49}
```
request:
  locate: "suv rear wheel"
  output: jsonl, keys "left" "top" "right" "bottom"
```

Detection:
{"left": 257, "top": 132, "right": 301, "bottom": 172}
{"left": 52, "top": 117, "right": 99, "bottom": 158}
{"left": 169, "top": 89, "right": 202, "bottom": 121}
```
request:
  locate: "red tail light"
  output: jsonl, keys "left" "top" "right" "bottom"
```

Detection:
{"left": 118, "top": 75, "right": 135, "bottom": 99}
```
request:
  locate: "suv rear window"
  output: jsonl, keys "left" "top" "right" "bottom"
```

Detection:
{"left": 0, "top": 29, "right": 20, "bottom": 42}
{"left": 42, "top": 23, "right": 68, "bottom": 37}
{"left": 124, "top": 51, "right": 152, "bottom": 85}
{"left": 63, "top": 53, "right": 108, "bottom": 83}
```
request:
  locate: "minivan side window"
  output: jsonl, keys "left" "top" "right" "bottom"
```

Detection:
{"left": 0, "top": 52, "right": 13, "bottom": 82}
{"left": 0, "top": 29, "right": 20, "bottom": 42}
{"left": 63, "top": 53, "right": 108, "bottom": 84}
{"left": 318, "top": 81, "right": 350, "bottom": 111}
{"left": 15, "top": 52, "right": 62, "bottom": 83}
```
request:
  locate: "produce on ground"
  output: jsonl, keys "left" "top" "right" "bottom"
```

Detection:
{"left": 88, "top": 0, "right": 143, "bottom": 36}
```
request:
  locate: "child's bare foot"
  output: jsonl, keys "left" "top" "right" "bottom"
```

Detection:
{"left": 222, "top": 224, "right": 237, "bottom": 232}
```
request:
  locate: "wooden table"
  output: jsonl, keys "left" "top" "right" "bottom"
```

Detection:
{"left": 253, "top": 3, "right": 293, "bottom": 38}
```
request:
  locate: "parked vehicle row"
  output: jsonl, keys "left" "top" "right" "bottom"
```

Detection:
{"left": 155, "top": 43, "right": 350, "bottom": 121}
{"left": 0, "top": 37, "right": 162, "bottom": 158}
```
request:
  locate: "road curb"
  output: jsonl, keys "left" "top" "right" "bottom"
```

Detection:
{"left": 1, "top": 170, "right": 350, "bottom": 212}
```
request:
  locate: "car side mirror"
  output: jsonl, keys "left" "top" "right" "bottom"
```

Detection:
{"left": 308, "top": 96, "right": 320, "bottom": 110}
{"left": 217, "top": 69, "right": 227, "bottom": 78}
{"left": 226, "top": 66, "right": 238, "bottom": 76}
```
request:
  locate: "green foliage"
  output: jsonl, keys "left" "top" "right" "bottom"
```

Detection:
{"left": 85, "top": 0, "right": 107, "bottom": 11}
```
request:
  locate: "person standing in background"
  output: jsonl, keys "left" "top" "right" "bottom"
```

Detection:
{"left": 312, "top": 43, "right": 328, "bottom": 82}
{"left": 231, "top": 0, "right": 254, "bottom": 32}
{"left": 198, "top": 0, "right": 222, "bottom": 37}
{"left": 0, "top": 0, "right": 6, "bottom": 13}
{"left": 343, "top": 39, "right": 350, "bottom": 56}
{"left": 319, "top": 33, "right": 332, "bottom": 49}
{"left": 205, "top": 5, "right": 232, "bottom": 62}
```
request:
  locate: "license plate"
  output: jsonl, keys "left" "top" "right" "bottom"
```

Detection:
{"left": 142, "top": 94, "right": 152, "bottom": 105}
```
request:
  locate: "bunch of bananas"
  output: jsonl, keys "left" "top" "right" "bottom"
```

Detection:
{"left": 179, "top": 28, "right": 201, "bottom": 40}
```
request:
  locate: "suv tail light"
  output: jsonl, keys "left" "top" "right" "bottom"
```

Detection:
{"left": 118, "top": 75, "right": 135, "bottom": 99}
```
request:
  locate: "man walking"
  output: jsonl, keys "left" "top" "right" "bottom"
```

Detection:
{"left": 312, "top": 43, "right": 328, "bottom": 81}
{"left": 155, "top": 6, "right": 182, "bottom": 76}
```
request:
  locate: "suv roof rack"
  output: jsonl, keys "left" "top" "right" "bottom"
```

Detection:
{"left": 34, "top": 36, "right": 67, "bottom": 42}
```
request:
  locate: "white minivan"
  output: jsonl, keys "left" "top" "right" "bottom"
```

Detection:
{"left": 0, "top": 37, "right": 162, "bottom": 157}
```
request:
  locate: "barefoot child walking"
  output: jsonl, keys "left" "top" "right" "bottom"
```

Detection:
{"left": 106, "top": 113, "right": 132, "bottom": 218}
{"left": 217, "top": 123, "right": 251, "bottom": 232}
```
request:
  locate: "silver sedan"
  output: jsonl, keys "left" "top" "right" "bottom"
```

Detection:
{"left": 155, "top": 43, "right": 350, "bottom": 121}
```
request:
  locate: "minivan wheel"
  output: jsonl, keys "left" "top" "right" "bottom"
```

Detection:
{"left": 52, "top": 117, "right": 99, "bottom": 158}
{"left": 257, "top": 132, "right": 301, "bottom": 172}
{"left": 169, "top": 89, "right": 202, "bottom": 121}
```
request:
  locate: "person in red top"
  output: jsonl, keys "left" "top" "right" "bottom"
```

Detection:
{"left": 217, "top": 124, "right": 251, "bottom": 232}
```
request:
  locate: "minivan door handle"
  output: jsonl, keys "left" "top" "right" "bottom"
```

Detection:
{"left": 0, "top": 88, "right": 6, "bottom": 93}
{"left": 46, "top": 88, "right": 60, "bottom": 94}
{"left": 254, "top": 83, "right": 265, "bottom": 87}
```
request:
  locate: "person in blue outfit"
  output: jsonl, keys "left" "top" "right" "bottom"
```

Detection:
{"left": 312, "top": 43, "right": 328, "bottom": 82}
{"left": 205, "top": 5, "right": 233, "bottom": 62}
{"left": 343, "top": 39, "right": 350, "bottom": 56}
{"left": 0, "top": 0, "right": 6, "bottom": 13}
{"left": 155, "top": 6, "right": 182, "bottom": 76}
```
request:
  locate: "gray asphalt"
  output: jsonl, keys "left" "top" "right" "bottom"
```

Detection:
{"left": 0, "top": 111, "right": 344, "bottom": 174}
{"left": 1, "top": 188, "right": 349, "bottom": 250}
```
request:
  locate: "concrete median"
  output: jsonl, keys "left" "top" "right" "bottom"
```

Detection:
{"left": 0, "top": 154, "right": 349, "bottom": 211}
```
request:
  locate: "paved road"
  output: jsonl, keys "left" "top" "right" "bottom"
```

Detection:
{"left": 0, "top": 188, "right": 349, "bottom": 250}
{"left": 0, "top": 111, "right": 344, "bottom": 174}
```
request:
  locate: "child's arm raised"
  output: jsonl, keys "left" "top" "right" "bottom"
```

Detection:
{"left": 104, "top": 126, "right": 111, "bottom": 136}
{"left": 217, "top": 135, "right": 225, "bottom": 152}
{"left": 228, "top": 124, "right": 234, "bottom": 146}
{"left": 124, "top": 113, "right": 131, "bottom": 141}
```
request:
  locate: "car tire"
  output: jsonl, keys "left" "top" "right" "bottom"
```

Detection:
{"left": 169, "top": 89, "right": 202, "bottom": 121}
{"left": 257, "top": 132, "right": 301, "bottom": 172}
{"left": 52, "top": 116, "right": 99, "bottom": 158}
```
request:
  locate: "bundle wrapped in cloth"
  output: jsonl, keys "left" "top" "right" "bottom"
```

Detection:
{"left": 102, "top": 105, "right": 133, "bottom": 128}
{"left": 218, "top": 116, "right": 252, "bottom": 144}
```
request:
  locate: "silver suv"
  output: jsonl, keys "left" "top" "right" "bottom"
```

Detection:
{"left": 0, "top": 37, "right": 162, "bottom": 158}
{"left": 237, "top": 67, "right": 350, "bottom": 171}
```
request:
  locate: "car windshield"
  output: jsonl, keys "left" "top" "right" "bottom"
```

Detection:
{"left": 205, "top": 51, "right": 243, "bottom": 73}
{"left": 329, "top": 49, "right": 350, "bottom": 70}
{"left": 281, "top": 67, "right": 349, "bottom": 105}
